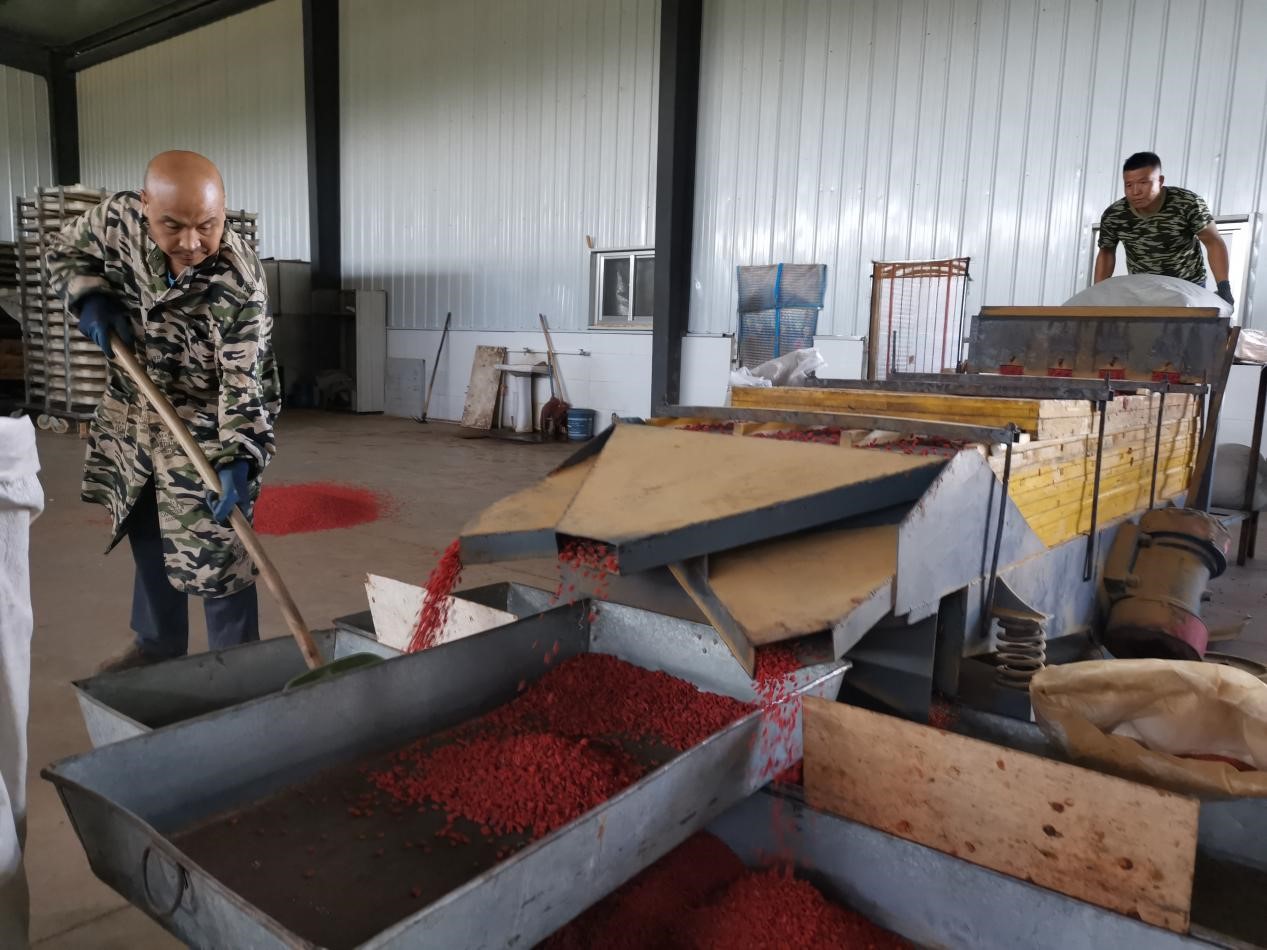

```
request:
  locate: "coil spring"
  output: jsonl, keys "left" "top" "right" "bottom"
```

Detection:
{"left": 994, "top": 613, "right": 1047, "bottom": 689}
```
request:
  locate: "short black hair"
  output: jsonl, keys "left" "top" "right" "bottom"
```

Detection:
{"left": 1123, "top": 151, "right": 1162, "bottom": 173}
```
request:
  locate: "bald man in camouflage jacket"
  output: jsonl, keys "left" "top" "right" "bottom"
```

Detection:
{"left": 46, "top": 150, "right": 280, "bottom": 672}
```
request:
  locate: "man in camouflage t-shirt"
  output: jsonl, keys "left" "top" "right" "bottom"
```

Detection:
{"left": 1094, "top": 151, "right": 1233, "bottom": 308}
{"left": 46, "top": 150, "right": 280, "bottom": 672}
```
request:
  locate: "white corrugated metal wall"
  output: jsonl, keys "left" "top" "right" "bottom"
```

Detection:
{"left": 75, "top": 0, "right": 310, "bottom": 260}
{"left": 0, "top": 65, "right": 53, "bottom": 243}
{"left": 692, "top": 0, "right": 1267, "bottom": 337}
{"left": 340, "top": 0, "right": 660, "bottom": 331}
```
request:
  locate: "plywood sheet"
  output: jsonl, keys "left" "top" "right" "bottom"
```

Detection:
{"left": 460, "top": 345, "right": 507, "bottom": 429}
{"left": 706, "top": 525, "right": 897, "bottom": 645}
{"left": 803, "top": 698, "right": 1198, "bottom": 932}
{"left": 556, "top": 425, "right": 941, "bottom": 572}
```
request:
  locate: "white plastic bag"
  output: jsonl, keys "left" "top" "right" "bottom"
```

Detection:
{"left": 1236, "top": 328, "right": 1267, "bottom": 364}
{"left": 728, "top": 367, "right": 772, "bottom": 388}
{"left": 748, "top": 348, "right": 827, "bottom": 387}
{"left": 1062, "top": 274, "right": 1232, "bottom": 318}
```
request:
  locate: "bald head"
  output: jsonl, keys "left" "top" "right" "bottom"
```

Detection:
{"left": 141, "top": 150, "right": 227, "bottom": 274}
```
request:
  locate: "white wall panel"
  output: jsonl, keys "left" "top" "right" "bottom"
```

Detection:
{"left": 76, "top": 0, "right": 309, "bottom": 260}
{"left": 340, "top": 0, "right": 660, "bottom": 331}
{"left": 0, "top": 65, "right": 53, "bottom": 243}
{"left": 693, "top": 0, "right": 1267, "bottom": 336}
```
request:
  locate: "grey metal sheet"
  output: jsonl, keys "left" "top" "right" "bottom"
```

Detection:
{"left": 968, "top": 310, "right": 1230, "bottom": 383}
{"left": 895, "top": 449, "right": 1044, "bottom": 616}
{"left": 73, "top": 629, "right": 401, "bottom": 748}
{"left": 44, "top": 603, "right": 847, "bottom": 949}
{"left": 709, "top": 791, "right": 1214, "bottom": 949}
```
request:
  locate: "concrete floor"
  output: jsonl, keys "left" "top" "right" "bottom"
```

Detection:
{"left": 24, "top": 412, "right": 572, "bottom": 947}
{"left": 19, "top": 412, "right": 1267, "bottom": 947}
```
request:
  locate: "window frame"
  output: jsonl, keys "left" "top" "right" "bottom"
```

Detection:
{"left": 590, "top": 247, "right": 655, "bottom": 329}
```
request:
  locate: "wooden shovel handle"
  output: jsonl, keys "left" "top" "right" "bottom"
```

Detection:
{"left": 109, "top": 334, "right": 323, "bottom": 669}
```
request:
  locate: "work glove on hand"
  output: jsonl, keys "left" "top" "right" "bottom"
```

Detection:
{"left": 1216, "top": 280, "right": 1235, "bottom": 309}
{"left": 207, "top": 459, "right": 252, "bottom": 524}
{"left": 77, "top": 293, "right": 134, "bottom": 358}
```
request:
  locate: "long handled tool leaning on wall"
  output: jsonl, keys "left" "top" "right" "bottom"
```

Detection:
{"left": 108, "top": 332, "right": 380, "bottom": 685}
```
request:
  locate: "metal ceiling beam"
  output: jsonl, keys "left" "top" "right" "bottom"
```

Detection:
{"left": 302, "top": 0, "right": 340, "bottom": 289}
{"left": 59, "top": 0, "right": 273, "bottom": 73}
{"left": 0, "top": 31, "right": 50, "bottom": 77}
{"left": 650, "top": 0, "right": 702, "bottom": 412}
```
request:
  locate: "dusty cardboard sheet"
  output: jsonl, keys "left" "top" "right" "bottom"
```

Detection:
{"left": 556, "top": 424, "right": 939, "bottom": 543}
{"left": 706, "top": 525, "right": 897, "bottom": 645}
{"left": 1031, "top": 660, "right": 1267, "bottom": 798}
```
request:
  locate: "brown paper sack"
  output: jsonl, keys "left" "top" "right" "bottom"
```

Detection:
{"left": 1030, "top": 660, "right": 1267, "bottom": 798}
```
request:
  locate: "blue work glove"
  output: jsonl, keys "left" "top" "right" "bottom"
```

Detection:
{"left": 207, "top": 459, "right": 252, "bottom": 524}
{"left": 77, "top": 293, "right": 134, "bottom": 357}
{"left": 1216, "top": 280, "right": 1235, "bottom": 308}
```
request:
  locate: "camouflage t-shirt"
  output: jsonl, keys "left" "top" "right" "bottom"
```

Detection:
{"left": 1097, "top": 186, "right": 1214, "bottom": 285}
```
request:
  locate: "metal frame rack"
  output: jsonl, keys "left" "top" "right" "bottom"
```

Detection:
{"left": 15, "top": 186, "right": 110, "bottom": 430}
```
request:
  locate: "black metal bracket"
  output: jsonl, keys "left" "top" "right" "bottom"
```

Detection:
{"left": 982, "top": 423, "right": 1017, "bottom": 639}
{"left": 1148, "top": 383, "right": 1168, "bottom": 509}
{"left": 1083, "top": 399, "right": 1109, "bottom": 581}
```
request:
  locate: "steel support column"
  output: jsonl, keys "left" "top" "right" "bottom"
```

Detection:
{"left": 47, "top": 55, "right": 80, "bottom": 186}
{"left": 302, "top": 0, "right": 340, "bottom": 289}
{"left": 650, "top": 0, "right": 702, "bottom": 411}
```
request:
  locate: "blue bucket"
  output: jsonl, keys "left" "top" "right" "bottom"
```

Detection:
{"left": 566, "top": 408, "right": 596, "bottom": 441}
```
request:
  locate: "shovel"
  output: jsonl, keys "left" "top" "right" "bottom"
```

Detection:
{"left": 109, "top": 332, "right": 382, "bottom": 687}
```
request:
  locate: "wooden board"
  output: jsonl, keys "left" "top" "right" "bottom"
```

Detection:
{"left": 364, "top": 574, "right": 517, "bottom": 651}
{"left": 990, "top": 419, "right": 1194, "bottom": 471}
{"left": 459, "top": 345, "right": 508, "bottom": 429}
{"left": 459, "top": 457, "right": 596, "bottom": 561}
{"left": 731, "top": 385, "right": 1052, "bottom": 431}
{"left": 556, "top": 424, "right": 941, "bottom": 556}
{"left": 803, "top": 698, "right": 1199, "bottom": 932}
{"left": 705, "top": 525, "right": 897, "bottom": 645}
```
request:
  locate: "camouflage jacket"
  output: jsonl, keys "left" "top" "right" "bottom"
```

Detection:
{"left": 1098, "top": 186, "right": 1214, "bottom": 285}
{"left": 45, "top": 191, "right": 280, "bottom": 597}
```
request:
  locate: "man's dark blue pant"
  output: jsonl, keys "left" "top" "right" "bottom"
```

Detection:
{"left": 123, "top": 479, "right": 258, "bottom": 658}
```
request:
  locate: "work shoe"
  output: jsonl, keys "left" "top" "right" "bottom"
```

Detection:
{"left": 95, "top": 643, "right": 167, "bottom": 674}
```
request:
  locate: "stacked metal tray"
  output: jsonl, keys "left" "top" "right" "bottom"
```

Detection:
{"left": 15, "top": 187, "right": 110, "bottom": 417}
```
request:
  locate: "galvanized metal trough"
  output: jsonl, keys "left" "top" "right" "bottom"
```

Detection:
{"left": 45, "top": 601, "right": 846, "bottom": 949}
{"left": 73, "top": 628, "right": 401, "bottom": 748}
{"left": 710, "top": 790, "right": 1232, "bottom": 950}
{"left": 77, "top": 583, "right": 553, "bottom": 749}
